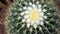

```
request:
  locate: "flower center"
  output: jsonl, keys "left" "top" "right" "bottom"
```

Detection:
{"left": 29, "top": 9, "right": 39, "bottom": 21}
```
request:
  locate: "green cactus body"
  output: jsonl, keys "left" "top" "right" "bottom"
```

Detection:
{"left": 7, "top": 0, "right": 60, "bottom": 34}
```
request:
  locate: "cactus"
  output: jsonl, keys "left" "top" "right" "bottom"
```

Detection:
{"left": 7, "top": 0, "right": 60, "bottom": 34}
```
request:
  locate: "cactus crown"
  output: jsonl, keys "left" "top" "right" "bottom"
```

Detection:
{"left": 7, "top": 0, "right": 60, "bottom": 34}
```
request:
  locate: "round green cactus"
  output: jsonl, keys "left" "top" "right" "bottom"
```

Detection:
{"left": 7, "top": 0, "right": 60, "bottom": 34}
